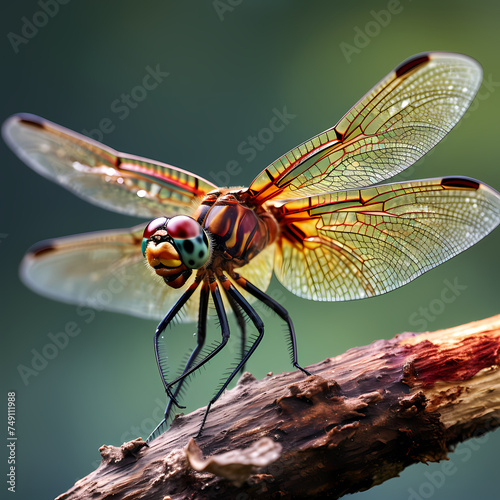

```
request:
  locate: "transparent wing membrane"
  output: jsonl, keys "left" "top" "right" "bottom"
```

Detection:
{"left": 274, "top": 177, "right": 500, "bottom": 301}
{"left": 248, "top": 53, "right": 482, "bottom": 202}
{"left": 2, "top": 114, "right": 216, "bottom": 218}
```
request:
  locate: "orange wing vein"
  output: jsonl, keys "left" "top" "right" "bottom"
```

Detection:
{"left": 273, "top": 177, "right": 500, "bottom": 301}
{"left": 2, "top": 113, "right": 216, "bottom": 218}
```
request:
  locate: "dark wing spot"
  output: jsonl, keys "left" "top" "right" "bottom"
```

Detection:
{"left": 18, "top": 115, "right": 45, "bottom": 129}
{"left": 183, "top": 240, "right": 194, "bottom": 253}
{"left": 441, "top": 177, "right": 480, "bottom": 190}
{"left": 395, "top": 53, "right": 430, "bottom": 77}
{"left": 29, "top": 242, "right": 57, "bottom": 258}
{"left": 199, "top": 250, "right": 204, "bottom": 258}
{"left": 188, "top": 260, "right": 195, "bottom": 266}
{"left": 196, "top": 235, "right": 203, "bottom": 244}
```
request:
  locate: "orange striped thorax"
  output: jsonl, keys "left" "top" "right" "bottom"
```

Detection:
{"left": 195, "top": 188, "right": 278, "bottom": 267}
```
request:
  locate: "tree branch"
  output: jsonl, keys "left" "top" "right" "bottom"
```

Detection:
{"left": 56, "top": 314, "right": 500, "bottom": 499}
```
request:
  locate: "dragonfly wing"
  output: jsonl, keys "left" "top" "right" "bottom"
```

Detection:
{"left": 248, "top": 52, "right": 482, "bottom": 202}
{"left": 2, "top": 114, "right": 216, "bottom": 218}
{"left": 20, "top": 224, "right": 197, "bottom": 321}
{"left": 274, "top": 177, "right": 500, "bottom": 301}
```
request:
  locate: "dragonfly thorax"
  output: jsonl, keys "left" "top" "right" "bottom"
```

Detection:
{"left": 194, "top": 190, "right": 278, "bottom": 269}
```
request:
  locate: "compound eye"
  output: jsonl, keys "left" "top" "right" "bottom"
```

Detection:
{"left": 143, "top": 217, "right": 167, "bottom": 239}
{"left": 167, "top": 216, "right": 210, "bottom": 269}
{"left": 142, "top": 217, "right": 167, "bottom": 256}
{"left": 166, "top": 215, "right": 200, "bottom": 239}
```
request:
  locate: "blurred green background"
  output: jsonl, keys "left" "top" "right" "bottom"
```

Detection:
{"left": 1, "top": 1, "right": 499, "bottom": 498}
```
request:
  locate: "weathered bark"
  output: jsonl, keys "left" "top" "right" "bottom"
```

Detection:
{"left": 57, "top": 314, "right": 500, "bottom": 499}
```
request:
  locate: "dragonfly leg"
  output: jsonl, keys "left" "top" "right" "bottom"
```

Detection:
{"left": 226, "top": 290, "right": 247, "bottom": 374}
{"left": 147, "top": 283, "right": 209, "bottom": 442}
{"left": 197, "top": 276, "right": 264, "bottom": 437}
{"left": 164, "top": 279, "right": 230, "bottom": 401}
{"left": 154, "top": 279, "right": 200, "bottom": 409}
{"left": 233, "top": 273, "right": 311, "bottom": 376}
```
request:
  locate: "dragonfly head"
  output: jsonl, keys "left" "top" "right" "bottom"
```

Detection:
{"left": 142, "top": 215, "right": 211, "bottom": 288}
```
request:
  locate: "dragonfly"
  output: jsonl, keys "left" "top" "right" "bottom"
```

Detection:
{"left": 3, "top": 52, "right": 500, "bottom": 441}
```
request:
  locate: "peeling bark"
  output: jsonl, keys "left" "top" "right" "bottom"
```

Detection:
{"left": 56, "top": 314, "right": 500, "bottom": 499}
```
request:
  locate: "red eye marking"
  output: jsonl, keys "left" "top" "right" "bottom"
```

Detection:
{"left": 167, "top": 216, "right": 200, "bottom": 239}
{"left": 143, "top": 217, "right": 167, "bottom": 239}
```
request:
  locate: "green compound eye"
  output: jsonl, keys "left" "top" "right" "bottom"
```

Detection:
{"left": 167, "top": 216, "right": 210, "bottom": 269}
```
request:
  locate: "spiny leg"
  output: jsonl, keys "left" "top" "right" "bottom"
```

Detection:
{"left": 226, "top": 289, "right": 247, "bottom": 375}
{"left": 147, "top": 283, "right": 210, "bottom": 442}
{"left": 233, "top": 273, "right": 311, "bottom": 376}
{"left": 197, "top": 277, "right": 264, "bottom": 435}
{"left": 170, "top": 282, "right": 209, "bottom": 409}
{"left": 154, "top": 278, "right": 201, "bottom": 402}
{"left": 164, "top": 278, "right": 230, "bottom": 401}
{"left": 197, "top": 275, "right": 265, "bottom": 437}
{"left": 147, "top": 280, "right": 203, "bottom": 441}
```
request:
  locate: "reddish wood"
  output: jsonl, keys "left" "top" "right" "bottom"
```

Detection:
{"left": 56, "top": 315, "right": 500, "bottom": 500}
